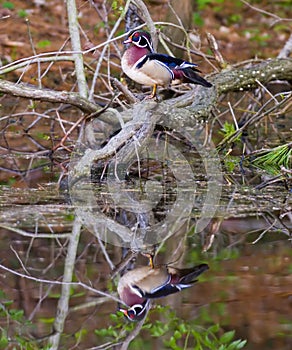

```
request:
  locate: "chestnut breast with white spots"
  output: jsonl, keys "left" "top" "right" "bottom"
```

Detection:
{"left": 121, "top": 46, "right": 173, "bottom": 87}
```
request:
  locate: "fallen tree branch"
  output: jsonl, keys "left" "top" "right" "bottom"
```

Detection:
{"left": 0, "top": 79, "right": 100, "bottom": 113}
{"left": 0, "top": 58, "right": 291, "bottom": 127}
{"left": 215, "top": 58, "right": 292, "bottom": 95}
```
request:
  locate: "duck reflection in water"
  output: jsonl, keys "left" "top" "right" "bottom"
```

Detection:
{"left": 117, "top": 254, "right": 209, "bottom": 321}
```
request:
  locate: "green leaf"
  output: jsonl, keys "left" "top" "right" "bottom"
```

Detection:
{"left": 228, "top": 339, "right": 247, "bottom": 349}
{"left": 151, "top": 323, "right": 167, "bottom": 337}
{"left": 0, "top": 331, "right": 8, "bottom": 349}
{"left": 167, "top": 336, "right": 179, "bottom": 350}
{"left": 39, "top": 317, "right": 55, "bottom": 324}
{"left": 18, "top": 9, "right": 27, "bottom": 18}
{"left": 207, "top": 324, "right": 220, "bottom": 333}
{"left": 193, "top": 13, "right": 204, "bottom": 26}
{"left": 203, "top": 334, "right": 213, "bottom": 347}
{"left": 74, "top": 328, "right": 87, "bottom": 341}
{"left": 237, "top": 340, "right": 247, "bottom": 349}
{"left": 218, "top": 345, "right": 226, "bottom": 350}
{"left": 173, "top": 330, "right": 182, "bottom": 339}
{"left": 2, "top": 2, "right": 14, "bottom": 9}
{"left": 9, "top": 309, "right": 24, "bottom": 321}
{"left": 36, "top": 40, "right": 51, "bottom": 49}
{"left": 220, "top": 330, "right": 235, "bottom": 344}
{"left": 178, "top": 323, "right": 187, "bottom": 333}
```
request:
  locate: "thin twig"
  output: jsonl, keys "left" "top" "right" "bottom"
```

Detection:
{"left": 0, "top": 225, "right": 70, "bottom": 239}
{"left": 88, "top": 0, "right": 132, "bottom": 100}
{"left": 133, "top": 0, "right": 158, "bottom": 50}
{"left": 0, "top": 261, "right": 124, "bottom": 304}
{"left": 66, "top": 0, "right": 88, "bottom": 98}
{"left": 240, "top": 0, "right": 292, "bottom": 26}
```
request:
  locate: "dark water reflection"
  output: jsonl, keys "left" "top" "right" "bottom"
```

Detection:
{"left": 0, "top": 174, "right": 291, "bottom": 349}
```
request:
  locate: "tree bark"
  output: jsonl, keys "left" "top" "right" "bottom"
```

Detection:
{"left": 0, "top": 58, "right": 291, "bottom": 128}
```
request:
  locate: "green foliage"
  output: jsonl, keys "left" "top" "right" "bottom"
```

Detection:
{"left": 0, "top": 177, "right": 16, "bottom": 186}
{"left": 111, "top": 0, "right": 123, "bottom": 11}
{"left": 39, "top": 317, "right": 55, "bottom": 324}
{"left": 193, "top": 0, "right": 239, "bottom": 25}
{"left": 64, "top": 213, "right": 75, "bottom": 221}
{"left": 94, "top": 305, "right": 247, "bottom": 349}
{"left": 0, "top": 290, "right": 49, "bottom": 349}
{"left": 95, "top": 312, "right": 135, "bottom": 344}
{"left": 196, "top": 0, "right": 242, "bottom": 12}
{"left": 215, "top": 247, "right": 240, "bottom": 261}
{"left": 218, "top": 122, "right": 242, "bottom": 169}
{"left": 196, "top": 0, "right": 224, "bottom": 11}
{"left": 248, "top": 143, "right": 291, "bottom": 175}
{"left": 111, "top": 0, "right": 125, "bottom": 18}
{"left": 193, "top": 12, "right": 204, "bottom": 27}
{"left": 244, "top": 29, "right": 271, "bottom": 46}
{"left": 18, "top": 9, "right": 27, "bottom": 18}
{"left": 36, "top": 40, "right": 52, "bottom": 49}
{"left": 94, "top": 21, "right": 105, "bottom": 34}
{"left": 0, "top": 330, "right": 8, "bottom": 349}
{"left": 219, "top": 122, "right": 241, "bottom": 142}
{"left": 74, "top": 328, "right": 88, "bottom": 342}
{"left": 2, "top": 1, "right": 14, "bottom": 10}
{"left": 224, "top": 156, "right": 240, "bottom": 172}
{"left": 227, "top": 13, "right": 242, "bottom": 25}
{"left": 35, "top": 132, "right": 50, "bottom": 140}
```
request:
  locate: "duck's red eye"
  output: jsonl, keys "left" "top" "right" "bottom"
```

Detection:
{"left": 132, "top": 32, "right": 140, "bottom": 41}
{"left": 129, "top": 313, "right": 135, "bottom": 319}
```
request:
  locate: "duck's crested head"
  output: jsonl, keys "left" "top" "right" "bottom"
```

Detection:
{"left": 124, "top": 30, "right": 154, "bottom": 52}
{"left": 119, "top": 300, "right": 149, "bottom": 322}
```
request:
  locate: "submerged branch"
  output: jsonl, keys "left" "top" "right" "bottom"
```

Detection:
{"left": 48, "top": 217, "right": 82, "bottom": 349}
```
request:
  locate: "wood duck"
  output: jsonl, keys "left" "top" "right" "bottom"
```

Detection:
{"left": 118, "top": 257, "right": 209, "bottom": 321}
{"left": 121, "top": 30, "right": 212, "bottom": 99}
